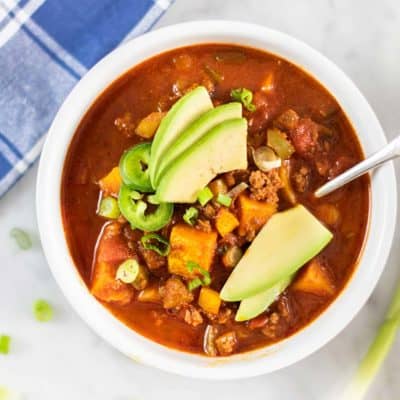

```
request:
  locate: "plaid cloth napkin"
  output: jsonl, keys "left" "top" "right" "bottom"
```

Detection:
{"left": 0, "top": 0, "right": 173, "bottom": 197}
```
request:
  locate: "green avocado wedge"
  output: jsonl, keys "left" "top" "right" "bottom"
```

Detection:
{"left": 149, "top": 86, "right": 213, "bottom": 188}
{"left": 152, "top": 102, "right": 242, "bottom": 187}
{"left": 156, "top": 118, "right": 248, "bottom": 203}
{"left": 220, "top": 205, "right": 333, "bottom": 302}
{"left": 235, "top": 276, "right": 293, "bottom": 322}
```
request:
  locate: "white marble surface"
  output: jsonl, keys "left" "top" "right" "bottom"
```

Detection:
{"left": 1, "top": 0, "right": 400, "bottom": 399}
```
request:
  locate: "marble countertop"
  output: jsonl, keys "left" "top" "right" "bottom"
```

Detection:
{"left": 1, "top": 1, "right": 399, "bottom": 399}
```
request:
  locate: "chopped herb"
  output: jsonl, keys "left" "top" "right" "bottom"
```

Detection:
{"left": 141, "top": 233, "right": 170, "bottom": 256}
{"left": 186, "top": 261, "right": 211, "bottom": 288}
{"left": 33, "top": 299, "right": 53, "bottom": 322}
{"left": 216, "top": 193, "right": 232, "bottom": 207}
{"left": 0, "top": 335, "right": 10, "bottom": 355}
{"left": 98, "top": 196, "right": 120, "bottom": 219}
{"left": 203, "top": 64, "right": 223, "bottom": 83}
{"left": 197, "top": 187, "right": 213, "bottom": 206}
{"left": 215, "top": 50, "right": 247, "bottom": 63}
{"left": 183, "top": 207, "right": 199, "bottom": 226}
{"left": 230, "top": 88, "right": 256, "bottom": 112}
{"left": 10, "top": 228, "right": 32, "bottom": 250}
{"left": 116, "top": 259, "right": 140, "bottom": 283}
{"left": 188, "top": 278, "right": 203, "bottom": 291}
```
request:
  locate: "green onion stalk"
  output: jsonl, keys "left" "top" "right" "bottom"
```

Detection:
{"left": 343, "top": 278, "right": 400, "bottom": 400}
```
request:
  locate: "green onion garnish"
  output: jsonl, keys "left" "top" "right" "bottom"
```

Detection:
{"left": 141, "top": 233, "right": 170, "bottom": 256}
{"left": 98, "top": 196, "right": 120, "bottom": 219}
{"left": 188, "top": 278, "right": 203, "bottom": 291}
{"left": 216, "top": 193, "right": 232, "bottom": 207}
{"left": 33, "top": 299, "right": 53, "bottom": 322}
{"left": 197, "top": 187, "right": 213, "bottom": 206}
{"left": 343, "top": 279, "right": 400, "bottom": 400}
{"left": 10, "top": 228, "right": 32, "bottom": 250}
{"left": 183, "top": 207, "right": 199, "bottom": 226}
{"left": 230, "top": 88, "right": 256, "bottom": 112}
{"left": 0, "top": 335, "right": 10, "bottom": 355}
{"left": 203, "top": 64, "right": 223, "bottom": 83}
{"left": 116, "top": 259, "right": 140, "bottom": 283}
{"left": 186, "top": 261, "right": 211, "bottom": 289}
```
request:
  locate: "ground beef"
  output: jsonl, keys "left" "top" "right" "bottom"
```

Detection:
{"left": 196, "top": 219, "right": 212, "bottom": 233}
{"left": 159, "top": 277, "right": 193, "bottom": 310}
{"left": 274, "top": 109, "right": 300, "bottom": 131}
{"left": 249, "top": 169, "right": 283, "bottom": 203}
{"left": 290, "top": 118, "right": 319, "bottom": 156}
{"left": 292, "top": 165, "right": 310, "bottom": 193}
{"left": 202, "top": 203, "right": 218, "bottom": 219}
{"left": 181, "top": 305, "right": 204, "bottom": 327}
{"left": 215, "top": 331, "right": 238, "bottom": 356}
{"left": 137, "top": 243, "right": 166, "bottom": 270}
{"left": 114, "top": 112, "right": 136, "bottom": 137}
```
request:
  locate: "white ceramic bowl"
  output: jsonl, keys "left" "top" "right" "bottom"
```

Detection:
{"left": 36, "top": 21, "right": 397, "bottom": 380}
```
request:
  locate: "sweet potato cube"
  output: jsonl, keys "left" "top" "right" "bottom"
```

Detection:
{"left": 292, "top": 259, "right": 335, "bottom": 296}
{"left": 198, "top": 287, "right": 221, "bottom": 315}
{"left": 98, "top": 167, "right": 122, "bottom": 197}
{"left": 91, "top": 261, "right": 134, "bottom": 305}
{"left": 135, "top": 111, "right": 166, "bottom": 139}
{"left": 215, "top": 208, "right": 239, "bottom": 237}
{"left": 168, "top": 224, "right": 217, "bottom": 279}
{"left": 238, "top": 195, "right": 277, "bottom": 236}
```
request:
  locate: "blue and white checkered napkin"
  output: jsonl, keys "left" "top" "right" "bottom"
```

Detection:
{"left": 0, "top": 0, "right": 173, "bottom": 197}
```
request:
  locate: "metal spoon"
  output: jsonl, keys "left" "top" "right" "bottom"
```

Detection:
{"left": 315, "top": 135, "right": 400, "bottom": 198}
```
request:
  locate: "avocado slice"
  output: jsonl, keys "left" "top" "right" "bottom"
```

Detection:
{"left": 235, "top": 276, "right": 292, "bottom": 322}
{"left": 156, "top": 118, "right": 248, "bottom": 203}
{"left": 153, "top": 102, "right": 242, "bottom": 187}
{"left": 220, "top": 205, "right": 333, "bottom": 301}
{"left": 149, "top": 86, "right": 213, "bottom": 188}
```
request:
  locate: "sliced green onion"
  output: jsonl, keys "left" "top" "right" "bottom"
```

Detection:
{"left": 116, "top": 259, "right": 140, "bottom": 283}
{"left": 344, "top": 279, "right": 400, "bottom": 400}
{"left": 33, "top": 299, "right": 53, "bottom": 322}
{"left": 197, "top": 187, "right": 213, "bottom": 206}
{"left": 188, "top": 278, "right": 203, "bottom": 291}
{"left": 183, "top": 207, "right": 199, "bottom": 226}
{"left": 186, "top": 261, "right": 211, "bottom": 287}
{"left": 141, "top": 233, "right": 170, "bottom": 256}
{"left": 203, "top": 64, "right": 223, "bottom": 83}
{"left": 0, "top": 335, "right": 10, "bottom": 355}
{"left": 216, "top": 193, "right": 232, "bottom": 207}
{"left": 10, "top": 228, "right": 32, "bottom": 250}
{"left": 98, "top": 196, "right": 120, "bottom": 219}
{"left": 230, "top": 88, "right": 256, "bottom": 112}
{"left": 116, "top": 259, "right": 148, "bottom": 290}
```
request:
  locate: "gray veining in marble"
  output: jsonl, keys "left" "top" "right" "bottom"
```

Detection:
{"left": 1, "top": 1, "right": 399, "bottom": 399}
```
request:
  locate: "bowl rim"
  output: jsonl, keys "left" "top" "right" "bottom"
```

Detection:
{"left": 36, "top": 20, "right": 397, "bottom": 380}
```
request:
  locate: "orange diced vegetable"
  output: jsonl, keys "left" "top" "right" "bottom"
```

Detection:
{"left": 261, "top": 72, "right": 274, "bottom": 93}
{"left": 315, "top": 203, "right": 340, "bottom": 226}
{"left": 238, "top": 195, "right": 277, "bottom": 236}
{"left": 135, "top": 112, "right": 166, "bottom": 138}
{"left": 198, "top": 287, "right": 221, "bottom": 315}
{"left": 99, "top": 167, "right": 122, "bottom": 197}
{"left": 215, "top": 208, "right": 239, "bottom": 237}
{"left": 96, "top": 223, "right": 132, "bottom": 265}
{"left": 137, "top": 285, "right": 161, "bottom": 303}
{"left": 279, "top": 162, "right": 297, "bottom": 205}
{"left": 91, "top": 261, "right": 134, "bottom": 305}
{"left": 292, "top": 259, "right": 335, "bottom": 296}
{"left": 168, "top": 225, "right": 217, "bottom": 279}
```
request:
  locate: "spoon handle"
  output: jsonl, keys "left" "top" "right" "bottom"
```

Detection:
{"left": 315, "top": 135, "right": 400, "bottom": 198}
